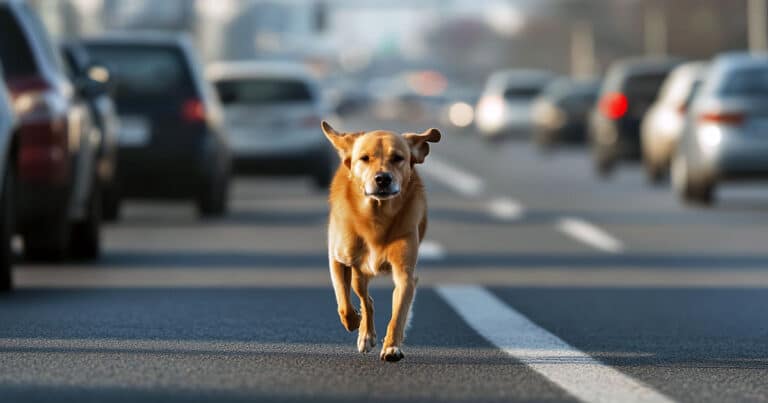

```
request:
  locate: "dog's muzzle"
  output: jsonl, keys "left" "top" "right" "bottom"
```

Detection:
{"left": 365, "top": 172, "right": 400, "bottom": 200}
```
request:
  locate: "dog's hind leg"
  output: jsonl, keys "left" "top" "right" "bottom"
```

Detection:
{"left": 351, "top": 268, "right": 376, "bottom": 353}
{"left": 330, "top": 259, "right": 360, "bottom": 332}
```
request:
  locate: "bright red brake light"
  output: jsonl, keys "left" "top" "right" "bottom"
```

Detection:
{"left": 699, "top": 112, "right": 745, "bottom": 126}
{"left": 599, "top": 92, "right": 628, "bottom": 120}
{"left": 182, "top": 99, "right": 206, "bottom": 123}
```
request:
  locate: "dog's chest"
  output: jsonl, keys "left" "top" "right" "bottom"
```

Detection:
{"left": 333, "top": 244, "right": 391, "bottom": 276}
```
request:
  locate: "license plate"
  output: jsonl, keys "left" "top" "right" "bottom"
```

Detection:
{"left": 118, "top": 116, "right": 150, "bottom": 146}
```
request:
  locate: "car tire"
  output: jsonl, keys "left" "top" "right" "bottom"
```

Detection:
{"left": 672, "top": 154, "right": 715, "bottom": 206}
{"left": 594, "top": 153, "right": 615, "bottom": 179}
{"left": 24, "top": 220, "right": 69, "bottom": 262}
{"left": 0, "top": 160, "right": 15, "bottom": 292}
{"left": 69, "top": 183, "right": 102, "bottom": 260}
{"left": 644, "top": 161, "right": 665, "bottom": 185}
{"left": 102, "top": 189, "right": 121, "bottom": 222}
{"left": 198, "top": 173, "right": 229, "bottom": 218}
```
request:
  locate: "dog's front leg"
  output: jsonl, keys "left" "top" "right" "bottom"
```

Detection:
{"left": 351, "top": 267, "right": 376, "bottom": 353}
{"left": 381, "top": 238, "right": 418, "bottom": 362}
{"left": 330, "top": 259, "right": 360, "bottom": 332}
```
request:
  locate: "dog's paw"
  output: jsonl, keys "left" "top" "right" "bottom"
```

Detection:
{"left": 380, "top": 346, "right": 404, "bottom": 363}
{"left": 357, "top": 331, "right": 377, "bottom": 353}
{"left": 339, "top": 309, "right": 361, "bottom": 332}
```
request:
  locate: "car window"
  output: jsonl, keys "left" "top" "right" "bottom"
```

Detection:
{"left": 21, "top": 5, "right": 65, "bottom": 75}
{"left": 85, "top": 45, "right": 194, "bottom": 100}
{"left": 624, "top": 72, "right": 668, "bottom": 102}
{"left": 215, "top": 79, "right": 314, "bottom": 105}
{"left": 0, "top": 8, "right": 39, "bottom": 79}
{"left": 719, "top": 66, "right": 768, "bottom": 97}
{"left": 503, "top": 86, "right": 543, "bottom": 100}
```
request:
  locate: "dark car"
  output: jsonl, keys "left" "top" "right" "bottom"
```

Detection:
{"left": 0, "top": 0, "right": 103, "bottom": 260}
{"left": 61, "top": 41, "right": 120, "bottom": 221}
{"left": 589, "top": 58, "right": 682, "bottom": 177}
{"left": 82, "top": 34, "right": 231, "bottom": 217}
{"left": 532, "top": 78, "right": 600, "bottom": 148}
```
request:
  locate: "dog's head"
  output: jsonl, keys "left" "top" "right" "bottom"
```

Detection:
{"left": 322, "top": 121, "right": 441, "bottom": 201}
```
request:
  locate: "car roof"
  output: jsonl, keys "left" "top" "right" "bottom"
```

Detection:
{"left": 207, "top": 61, "right": 315, "bottom": 82}
{"left": 711, "top": 51, "right": 768, "bottom": 71}
{"left": 609, "top": 57, "right": 683, "bottom": 75}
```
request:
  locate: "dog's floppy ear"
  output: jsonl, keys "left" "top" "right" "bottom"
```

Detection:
{"left": 322, "top": 121, "right": 361, "bottom": 167}
{"left": 404, "top": 128, "right": 441, "bottom": 164}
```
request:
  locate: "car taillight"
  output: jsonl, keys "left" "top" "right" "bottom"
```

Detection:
{"left": 699, "top": 111, "right": 745, "bottom": 126}
{"left": 599, "top": 92, "right": 628, "bottom": 120}
{"left": 182, "top": 99, "right": 206, "bottom": 123}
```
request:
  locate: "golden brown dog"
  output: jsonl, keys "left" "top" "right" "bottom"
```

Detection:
{"left": 321, "top": 121, "right": 441, "bottom": 362}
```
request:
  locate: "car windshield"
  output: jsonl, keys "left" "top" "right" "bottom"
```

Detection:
{"left": 215, "top": 79, "right": 314, "bottom": 105}
{"left": 0, "top": 8, "right": 39, "bottom": 79}
{"left": 85, "top": 45, "right": 194, "bottom": 100}
{"left": 503, "top": 85, "right": 544, "bottom": 100}
{"left": 719, "top": 66, "right": 768, "bottom": 97}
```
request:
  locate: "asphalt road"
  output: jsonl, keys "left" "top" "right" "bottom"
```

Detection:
{"left": 4, "top": 115, "right": 768, "bottom": 403}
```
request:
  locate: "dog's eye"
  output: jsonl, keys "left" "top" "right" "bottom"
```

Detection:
{"left": 360, "top": 155, "right": 370, "bottom": 163}
{"left": 392, "top": 155, "right": 405, "bottom": 163}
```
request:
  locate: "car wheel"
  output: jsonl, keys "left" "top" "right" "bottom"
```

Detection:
{"left": 644, "top": 160, "right": 665, "bottom": 185}
{"left": 594, "top": 153, "right": 615, "bottom": 179}
{"left": 102, "top": 188, "right": 121, "bottom": 222}
{"left": 672, "top": 154, "right": 715, "bottom": 206}
{"left": 24, "top": 220, "right": 69, "bottom": 262}
{"left": 69, "top": 183, "right": 102, "bottom": 260}
{"left": 198, "top": 173, "right": 229, "bottom": 218}
{"left": 0, "top": 160, "right": 14, "bottom": 292}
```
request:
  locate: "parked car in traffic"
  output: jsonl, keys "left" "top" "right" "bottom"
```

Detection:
{"left": 476, "top": 69, "right": 555, "bottom": 140}
{"left": 82, "top": 33, "right": 231, "bottom": 217}
{"left": 590, "top": 58, "right": 681, "bottom": 177}
{"left": 532, "top": 77, "right": 600, "bottom": 149}
{"left": 641, "top": 62, "right": 706, "bottom": 183}
{"left": 672, "top": 53, "right": 768, "bottom": 205}
{"left": 1, "top": 0, "right": 103, "bottom": 260}
{"left": 61, "top": 41, "right": 120, "bottom": 220}
{"left": 0, "top": 74, "right": 17, "bottom": 291}
{"left": 207, "top": 61, "right": 332, "bottom": 188}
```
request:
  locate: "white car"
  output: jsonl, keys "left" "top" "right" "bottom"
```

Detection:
{"left": 641, "top": 62, "right": 706, "bottom": 183}
{"left": 475, "top": 69, "right": 555, "bottom": 140}
{"left": 208, "top": 61, "right": 334, "bottom": 188}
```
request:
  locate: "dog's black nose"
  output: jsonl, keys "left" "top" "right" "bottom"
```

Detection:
{"left": 375, "top": 172, "right": 393, "bottom": 187}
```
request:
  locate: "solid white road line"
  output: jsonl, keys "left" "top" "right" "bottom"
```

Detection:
{"left": 487, "top": 197, "right": 525, "bottom": 221}
{"left": 436, "top": 285, "right": 675, "bottom": 403}
{"left": 419, "top": 157, "right": 486, "bottom": 197}
{"left": 557, "top": 217, "right": 625, "bottom": 254}
{"left": 419, "top": 240, "right": 446, "bottom": 261}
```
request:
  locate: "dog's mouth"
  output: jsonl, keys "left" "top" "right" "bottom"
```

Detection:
{"left": 365, "top": 189, "right": 400, "bottom": 200}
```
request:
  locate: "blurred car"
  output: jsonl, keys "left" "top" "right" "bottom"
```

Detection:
{"left": 0, "top": 74, "right": 16, "bottom": 291}
{"left": 207, "top": 61, "right": 333, "bottom": 188}
{"left": 672, "top": 53, "right": 768, "bottom": 205}
{"left": 590, "top": 58, "right": 682, "bottom": 176}
{"left": 61, "top": 41, "right": 120, "bottom": 220}
{"left": 641, "top": 62, "right": 706, "bottom": 183}
{"left": 475, "top": 69, "right": 556, "bottom": 140}
{"left": 532, "top": 78, "right": 600, "bottom": 148}
{"left": 1, "top": 0, "right": 103, "bottom": 260}
{"left": 83, "top": 33, "right": 231, "bottom": 217}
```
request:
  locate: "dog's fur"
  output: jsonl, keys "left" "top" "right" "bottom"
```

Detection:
{"left": 322, "top": 121, "right": 441, "bottom": 362}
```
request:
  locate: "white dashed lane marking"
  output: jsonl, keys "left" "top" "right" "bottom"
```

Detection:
{"left": 436, "top": 285, "right": 675, "bottom": 403}
{"left": 557, "top": 217, "right": 625, "bottom": 253}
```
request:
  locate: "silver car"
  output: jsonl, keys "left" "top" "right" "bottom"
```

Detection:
{"left": 641, "top": 61, "right": 706, "bottom": 183}
{"left": 0, "top": 76, "right": 16, "bottom": 291}
{"left": 673, "top": 53, "right": 768, "bottom": 205}
{"left": 475, "top": 69, "right": 555, "bottom": 140}
{"left": 208, "top": 62, "right": 334, "bottom": 188}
